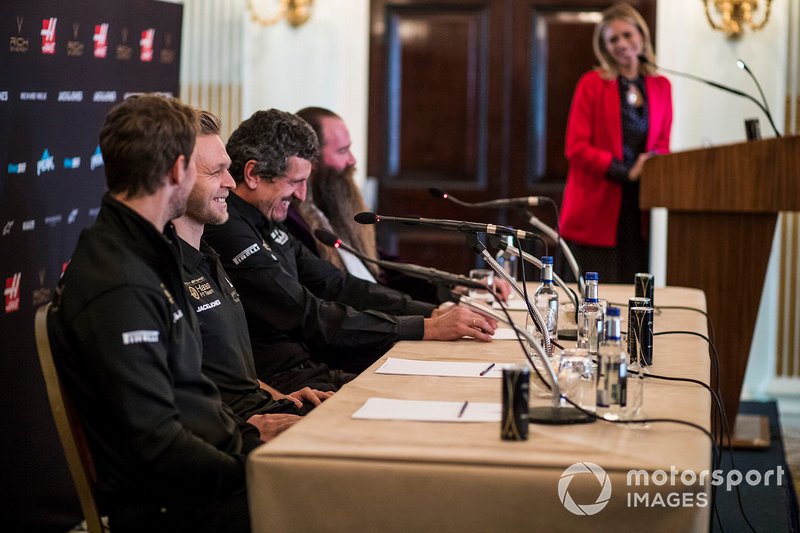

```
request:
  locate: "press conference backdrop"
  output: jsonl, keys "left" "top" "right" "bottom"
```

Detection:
{"left": 0, "top": 1, "right": 181, "bottom": 529}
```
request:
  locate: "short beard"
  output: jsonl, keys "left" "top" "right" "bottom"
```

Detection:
{"left": 185, "top": 190, "right": 228, "bottom": 226}
{"left": 301, "top": 164, "right": 379, "bottom": 275}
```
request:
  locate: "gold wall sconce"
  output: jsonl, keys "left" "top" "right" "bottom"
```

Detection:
{"left": 703, "top": 0, "right": 773, "bottom": 39}
{"left": 247, "top": 0, "right": 314, "bottom": 28}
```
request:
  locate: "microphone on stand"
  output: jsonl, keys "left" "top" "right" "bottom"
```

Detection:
{"left": 313, "top": 228, "right": 485, "bottom": 294}
{"left": 457, "top": 294, "right": 594, "bottom": 425}
{"left": 353, "top": 211, "right": 544, "bottom": 242}
{"left": 493, "top": 236, "right": 580, "bottom": 322}
{"left": 461, "top": 232, "right": 554, "bottom": 357}
{"left": 323, "top": 229, "right": 591, "bottom": 424}
{"left": 639, "top": 54, "right": 781, "bottom": 137}
{"left": 428, "top": 187, "right": 585, "bottom": 294}
{"left": 428, "top": 187, "right": 550, "bottom": 208}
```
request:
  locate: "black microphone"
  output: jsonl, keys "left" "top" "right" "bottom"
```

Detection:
{"left": 639, "top": 54, "right": 781, "bottom": 137}
{"left": 428, "top": 187, "right": 549, "bottom": 208}
{"left": 354, "top": 211, "right": 542, "bottom": 242}
{"left": 313, "top": 228, "right": 486, "bottom": 290}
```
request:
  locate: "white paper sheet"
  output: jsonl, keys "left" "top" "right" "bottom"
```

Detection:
{"left": 375, "top": 357, "right": 502, "bottom": 378}
{"left": 492, "top": 298, "right": 529, "bottom": 311}
{"left": 491, "top": 327, "right": 527, "bottom": 340}
{"left": 352, "top": 397, "right": 501, "bottom": 422}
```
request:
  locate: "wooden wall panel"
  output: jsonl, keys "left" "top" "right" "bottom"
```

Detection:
{"left": 369, "top": 0, "right": 657, "bottom": 275}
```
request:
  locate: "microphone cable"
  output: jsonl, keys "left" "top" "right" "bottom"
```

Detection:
{"left": 492, "top": 297, "right": 758, "bottom": 532}
{"left": 633, "top": 331, "right": 759, "bottom": 533}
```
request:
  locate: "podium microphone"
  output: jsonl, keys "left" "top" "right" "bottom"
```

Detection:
{"left": 639, "top": 54, "right": 781, "bottom": 137}
{"left": 313, "top": 228, "right": 485, "bottom": 292}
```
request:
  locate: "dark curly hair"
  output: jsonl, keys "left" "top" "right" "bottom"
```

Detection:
{"left": 226, "top": 109, "right": 319, "bottom": 184}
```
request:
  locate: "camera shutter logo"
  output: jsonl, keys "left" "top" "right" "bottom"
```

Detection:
{"left": 558, "top": 462, "right": 612, "bottom": 516}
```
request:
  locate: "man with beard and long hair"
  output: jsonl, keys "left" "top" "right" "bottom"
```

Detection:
{"left": 288, "top": 107, "right": 513, "bottom": 304}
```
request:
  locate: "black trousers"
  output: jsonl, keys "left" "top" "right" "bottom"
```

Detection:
{"left": 109, "top": 489, "right": 250, "bottom": 533}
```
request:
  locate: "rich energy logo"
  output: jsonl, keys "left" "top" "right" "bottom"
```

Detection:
{"left": 10, "top": 16, "right": 29, "bottom": 53}
{"left": 37, "top": 149, "right": 55, "bottom": 176}
{"left": 67, "top": 209, "right": 79, "bottom": 224}
{"left": 116, "top": 28, "right": 132, "bottom": 60}
{"left": 160, "top": 33, "right": 175, "bottom": 64}
{"left": 2, "top": 221, "right": 13, "bottom": 236}
{"left": 7, "top": 162, "right": 25, "bottom": 174}
{"left": 67, "top": 22, "right": 84, "bottom": 56}
{"left": 32, "top": 269, "right": 52, "bottom": 306}
{"left": 5, "top": 272, "right": 22, "bottom": 313}
{"left": 93, "top": 23, "right": 108, "bottom": 58}
{"left": 0, "top": 91, "right": 8, "bottom": 101}
{"left": 90, "top": 146, "right": 104, "bottom": 170}
{"left": 40, "top": 17, "right": 57, "bottom": 54}
{"left": 22, "top": 219, "right": 35, "bottom": 232}
{"left": 139, "top": 28, "right": 155, "bottom": 62}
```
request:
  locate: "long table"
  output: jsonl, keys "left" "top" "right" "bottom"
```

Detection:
{"left": 248, "top": 285, "right": 712, "bottom": 531}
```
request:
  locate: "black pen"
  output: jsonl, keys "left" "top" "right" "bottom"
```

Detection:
{"left": 479, "top": 362, "right": 495, "bottom": 376}
{"left": 457, "top": 400, "right": 468, "bottom": 418}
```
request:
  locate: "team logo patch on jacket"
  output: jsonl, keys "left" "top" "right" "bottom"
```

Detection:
{"left": 232, "top": 243, "right": 261, "bottom": 265}
{"left": 122, "top": 330, "right": 159, "bottom": 345}
{"left": 270, "top": 228, "right": 289, "bottom": 245}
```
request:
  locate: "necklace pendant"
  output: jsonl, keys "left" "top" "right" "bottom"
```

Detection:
{"left": 626, "top": 88, "right": 640, "bottom": 106}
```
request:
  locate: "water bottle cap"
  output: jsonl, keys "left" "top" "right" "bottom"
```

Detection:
{"left": 585, "top": 272, "right": 599, "bottom": 281}
{"left": 606, "top": 306, "right": 621, "bottom": 317}
{"left": 541, "top": 256, "right": 553, "bottom": 264}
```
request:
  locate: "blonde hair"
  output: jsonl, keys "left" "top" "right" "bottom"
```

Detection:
{"left": 593, "top": 2, "right": 656, "bottom": 79}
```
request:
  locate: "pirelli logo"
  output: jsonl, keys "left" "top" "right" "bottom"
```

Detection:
{"left": 122, "top": 330, "right": 159, "bottom": 345}
{"left": 232, "top": 243, "right": 260, "bottom": 265}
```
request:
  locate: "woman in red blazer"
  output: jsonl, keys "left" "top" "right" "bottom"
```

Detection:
{"left": 559, "top": 2, "right": 672, "bottom": 283}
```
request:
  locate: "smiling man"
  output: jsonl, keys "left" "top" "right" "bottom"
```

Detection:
{"left": 203, "top": 109, "right": 496, "bottom": 392}
{"left": 49, "top": 95, "right": 258, "bottom": 532}
{"left": 172, "top": 110, "right": 331, "bottom": 442}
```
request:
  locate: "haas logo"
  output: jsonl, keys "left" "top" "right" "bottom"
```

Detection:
{"left": 41, "top": 18, "right": 57, "bottom": 54}
{"left": 94, "top": 23, "right": 109, "bottom": 58}
{"left": 140, "top": 28, "right": 155, "bottom": 62}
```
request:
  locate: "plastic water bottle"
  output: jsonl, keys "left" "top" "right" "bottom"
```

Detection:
{"left": 596, "top": 306, "right": 628, "bottom": 420}
{"left": 578, "top": 271, "right": 604, "bottom": 354}
{"left": 494, "top": 235, "right": 519, "bottom": 280}
{"left": 533, "top": 256, "right": 559, "bottom": 340}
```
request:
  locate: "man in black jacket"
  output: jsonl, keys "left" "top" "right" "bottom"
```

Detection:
{"left": 49, "top": 95, "right": 256, "bottom": 533}
{"left": 173, "top": 110, "right": 332, "bottom": 437}
{"left": 204, "top": 109, "right": 497, "bottom": 393}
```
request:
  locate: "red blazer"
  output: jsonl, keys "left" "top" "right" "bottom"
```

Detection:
{"left": 559, "top": 69, "right": 672, "bottom": 247}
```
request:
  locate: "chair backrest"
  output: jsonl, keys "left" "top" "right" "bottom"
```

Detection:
{"left": 35, "top": 303, "right": 106, "bottom": 533}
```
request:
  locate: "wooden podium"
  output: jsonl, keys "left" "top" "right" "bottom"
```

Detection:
{"left": 641, "top": 135, "right": 800, "bottom": 446}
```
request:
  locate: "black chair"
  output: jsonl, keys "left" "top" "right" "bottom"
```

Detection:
{"left": 35, "top": 303, "right": 107, "bottom": 533}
